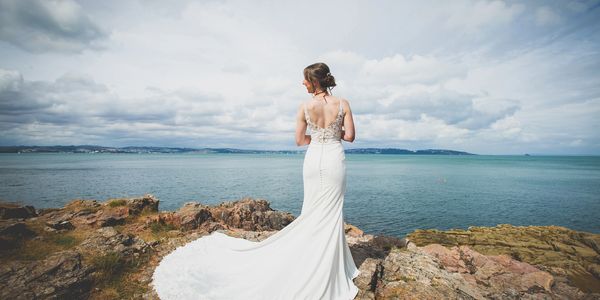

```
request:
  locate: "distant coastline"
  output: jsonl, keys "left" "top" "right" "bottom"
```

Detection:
{"left": 0, "top": 145, "right": 475, "bottom": 155}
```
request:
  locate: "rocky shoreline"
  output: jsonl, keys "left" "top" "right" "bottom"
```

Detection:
{"left": 1, "top": 195, "right": 598, "bottom": 299}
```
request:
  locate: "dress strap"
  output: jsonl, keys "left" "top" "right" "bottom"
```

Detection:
{"left": 338, "top": 100, "right": 343, "bottom": 115}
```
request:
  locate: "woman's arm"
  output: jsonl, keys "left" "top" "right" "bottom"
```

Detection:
{"left": 295, "top": 103, "right": 311, "bottom": 146}
{"left": 341, "top": 99, "right": 355, "bottom": 143}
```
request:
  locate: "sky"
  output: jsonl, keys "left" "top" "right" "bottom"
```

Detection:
{"left": 0, "top": 0, "right": 599, "bottom": 155}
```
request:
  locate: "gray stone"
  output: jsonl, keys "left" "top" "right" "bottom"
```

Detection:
{"left": 0, "top": 250, "right": 93, "bottom": 300}
{"left": 0, "top": 202, "right": 37, "bottom": 219}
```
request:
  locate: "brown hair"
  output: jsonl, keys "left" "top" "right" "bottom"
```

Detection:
{"left": 303, "top": 62, "right": 336, "bottom": 94}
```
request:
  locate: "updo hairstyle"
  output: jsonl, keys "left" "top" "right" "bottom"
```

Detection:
{"left": 303, "top": 62, "right": 336, "bottom": 94}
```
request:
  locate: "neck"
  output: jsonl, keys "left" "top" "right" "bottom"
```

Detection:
{"left": 313, "top": 90, "right": 327, "bottom": 96}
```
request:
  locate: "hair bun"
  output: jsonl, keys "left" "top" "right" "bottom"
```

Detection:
{"left": 324, "top": 73, "right": 336, "bottom": 88}
{"left": 303, "top": 62, "right": 337, "bottom": 91}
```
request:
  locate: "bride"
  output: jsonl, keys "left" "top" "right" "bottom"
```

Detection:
{"left": 152, "top": 62, "right": 360, "bottom": 299}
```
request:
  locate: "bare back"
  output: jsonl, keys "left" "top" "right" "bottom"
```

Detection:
{"left": 304, "top": 96, "right": 344, "bottom": 129}
{"left": 295, "top": 95, "right": 355, "bottom": 146}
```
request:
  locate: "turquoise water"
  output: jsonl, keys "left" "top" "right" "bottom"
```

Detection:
{"left": 1, "top": 153, "right": 599, "bottom": 237}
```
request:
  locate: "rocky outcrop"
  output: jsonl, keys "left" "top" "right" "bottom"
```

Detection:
{"left": 45, "top": 219, "right": 75, "bottom": 231}
{"left": 126, "top": 195, "right": 159, "bottom": 215}
{"left": 0, "top": 202, "right": 37, "bottom": 220}
{"left": 345, "top": 227, "right": 590, "bottom": 300}
{"left": 407, "top": 224, "right": 600, "bottom": 295}
{"left": 0, "top": 251, "right": 93, "bottom": 300}
{"left": 0, "top": 195, "right": 299, "bottom": 299}
{"left": 77, "top": 227, "right": 149, "bottom": 257}
{"left": 422, "top": 244, "right": 555, "bottom": 297}
{"left": 148, "top": 197, "right": 295, "bottom": 232}
{"left": 1, "top": 197, "right": 598, "bottom": 299}
{"left": 355, "top": 247, "right": 485, "bottom": 300}
{"left": 172, "top": 202, "right": 213, "bottom": 231}
{"left": 41, "top": 194, "right": 159, "bottom": 230}
{"left": 0, "top": 220, "right": 36, "bottom": 250}
{"left": 207, "top": 197, "right": 295, "bottom": 231}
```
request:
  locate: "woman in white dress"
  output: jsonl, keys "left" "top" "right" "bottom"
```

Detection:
{"left": 152, "top": 62, "right": 360, "bottom": 299}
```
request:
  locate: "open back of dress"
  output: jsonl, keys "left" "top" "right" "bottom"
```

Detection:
{"left": 152, "top": 99, "right": 360, "bottom": 300}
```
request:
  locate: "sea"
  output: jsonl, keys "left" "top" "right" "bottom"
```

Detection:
{"left": 1, "top": 153, "right": 599, "bottom": 238}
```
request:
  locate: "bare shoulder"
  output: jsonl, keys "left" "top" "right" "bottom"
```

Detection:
{"left": 298, "top": 99, "right": 310, "bottom": 110}
{"left": 335, "top": 96, "right": 351, "bottom": 113}
{"left": 325, "top": 95, "right": 348, "bottom": 105}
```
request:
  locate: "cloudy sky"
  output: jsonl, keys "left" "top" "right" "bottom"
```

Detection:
{"left": 0, "top": 0, "right": 599, "bottom": 155}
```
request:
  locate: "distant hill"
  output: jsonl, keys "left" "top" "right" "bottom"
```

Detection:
{"left": 0, "top": 145, "right": 476, "bottom": 155}
{"left": 345, "top": 148, "right": 475, "bottom": 155}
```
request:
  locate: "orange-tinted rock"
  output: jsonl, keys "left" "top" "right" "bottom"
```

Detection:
{"left": 173, "top": 203, "right": 213, "bottom": 231}
{"left": 407, "top": 224, "right": 600, "bottom": 293}
{"left": 344, "top": 223, "right": 364, "bottom": 237}
{"left": 208, "top": 197, "right": 295, "bottom": 231}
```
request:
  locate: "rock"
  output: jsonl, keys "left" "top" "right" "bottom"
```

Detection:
{"left": 0, "top": 250, "right": 93, "bottom": 299}
{"left": 0, "top": 202, "right": 37, "bottom": 219}
{"left": 373, "top": 247, "right": 485, "bottom": 300}
{"left": 45, "top": 220, "right": 75, "bottom": 231}
{"left": 126, "top": 194, "right": 159, "bottom": 215}
{"left": 94, "top": 207, "right": 129, "bottom": 227}
{"left": 77, "top": 227, "right": 148, "bottom": 257}
{"left": 208, "top": 197, "right": 295, "bottom": 231}
{"left": 0, "top": 220, "right": 36, "bottom": 250}
{"left": 146, "top": 211, "right": 177, "bottom": 225}
{"left": 354, "top": 257, "right": 383, "bottom": 299}
{"left": 199, "top": 221, "right": 227, "bottom": 233}
{"left": 345, "top": 223, "right": 364, "bottom": 237}
{"left": 43, "top": 209, "right": 77, "bottom": 226}
{"left": 588, "top": 263, "right": 600, "bottom": 280}
{"left": 345, "top": 223, "right": 375, "bottom": 245}
{"left": 551, "top": 281, "right": 587, "bottom": 299}
{"left": 3, "top": 195, "right": 599, "bottom": 299}
{"left": 0, "top": 220, "right": 36, "bottom": 238}
{"left": 348, "top": 240, "right": 588, "bottom": 299}
{"left": 421, "top": 244, "right": 469, "bottom": 273}
{"left": 64, "top": 199, "right": 102, "bottom": 212}
{"left": 370, "top": 235, "right": 410, "bottom": 251}
{"left": 167, "top": 198, "right": 296, "bottom": 232}
{"left": 347, "top": 233, "right": 375, "bottom": 245}
{"left": 350, "top": 242, "right": 388, "bottom": 267}
{"left": 66, "top": 195, "right": 159, "bottom": 228}
{"left": 37, "top": 207, "right": 61, "bottom": 216}
{"left": 407, "top": 224, "right": 600, "bottom": 294}
{"left": 56, "top": 196, "right": 155, "bottom": 228}
{"left": 422, "top": 244, "right": 555, "bottom": 295}
{"left": 263, "top": 210, "right": 294, "bottom": 229}
{"left": 42, "top": 199, "right": 102, "bottom": 228}
{"left": 174, "top": 202, "right": 213, "bottom": 231}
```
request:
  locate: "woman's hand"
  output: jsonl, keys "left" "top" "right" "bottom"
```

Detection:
{"left": 298, "top": 135, "right": 311, "bottom": 146}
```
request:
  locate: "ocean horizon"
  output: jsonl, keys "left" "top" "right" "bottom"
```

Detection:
{"left": 1, "top": 152, "right": 599, "bottom": 238}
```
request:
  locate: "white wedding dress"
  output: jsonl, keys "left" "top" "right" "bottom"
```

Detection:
{"left": 152, "top": 100, "right": 360, "bottom": 299}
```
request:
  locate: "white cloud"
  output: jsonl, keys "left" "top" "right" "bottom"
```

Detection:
{"left": 0, "top": 68, "right": 22, "bottom": 91}
{"left": 0, "top": 0, "right": 599, "bottom": 154}
{"left": 361, "top": 54, "right": 467, "bottom": 85}
{"left": 443, "top": 0, "right": 526, "bottom": 32}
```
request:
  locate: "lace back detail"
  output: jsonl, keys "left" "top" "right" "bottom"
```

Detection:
{"left": 304, "top": 101, "right": 344, "bottom": 144}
